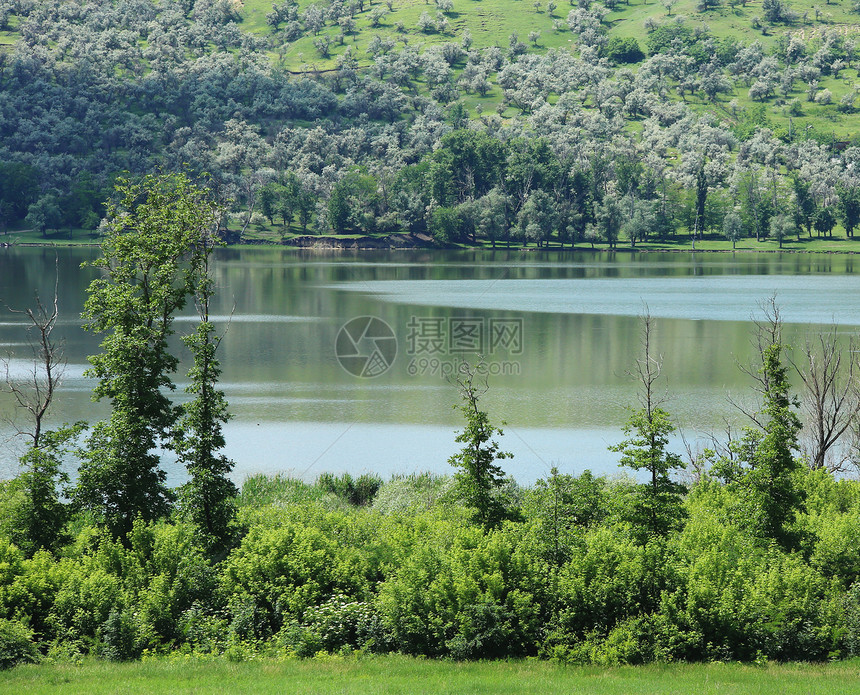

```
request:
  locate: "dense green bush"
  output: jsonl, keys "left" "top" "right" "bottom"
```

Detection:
{"left": 377, "top": 521, "right": 541, "bottom": 658}
{"left": 220, "top": 521, "right": 371, "bottom": 641}
{"left": 0, "top": 618, "right": 39, "bottom": 670}
{"left": 316, "top": 473, "right": 383, "bottom": 507}
{"left": 0, "top": 466, "right": 859, "bottom": 665}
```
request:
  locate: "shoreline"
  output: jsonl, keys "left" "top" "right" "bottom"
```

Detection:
{"left": 6, "top": 233, "right": 860, "bottom": 254}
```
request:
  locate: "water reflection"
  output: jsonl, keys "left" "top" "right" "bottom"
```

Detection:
{"left": 1, "top": 247, "right": 857, "bottom": 483}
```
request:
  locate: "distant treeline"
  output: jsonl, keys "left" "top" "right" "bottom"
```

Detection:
{"left": 3, "top": 1, "right": 860, "bottom": 245}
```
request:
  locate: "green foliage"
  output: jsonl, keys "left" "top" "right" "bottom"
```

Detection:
{"left": 0, "top": 618, "right": 38, "bottom": 670}
{"left": 219, "top": 522, "right": 370, "bottom": 641}
{"left": 1, "top": 466, "right": 860, "bottom": 664}
{"left": 75, "top": 172, "right": 217, "bottom": 538}
{"left": 277, "top": 594, "right": 389, "bottom": 656}
{"left": 316, "top": 473, "right": 383, "bottom": 507}
{"left": 430, "top": 130, "right": 506, "bottom": 208}
{"left": 523, "top": 468, "right": 610, "bottom": 566}
{"left": 448, "top": 363, "right": 514, "bottom": 530}
{"left": 645, "top": 20, "right": 711, "bottom": 64}
{"left": 6, "top": 424, "right": 85, "bottom": 556}
{"left": 605, "top": 36, "right": 643, "bottom": 65}
{"left": 175, "top": 224, "right": 237, "bottom": 552}
{"left": 712, "top": 338, "right": 805, "bottom": 550}
{"left": 327, "top": 170, "right": 380, "bottom": 234}
{"left": 543, "top": 527, "right": 671, "bottom": 661}
{"left": 610, "top": 407, "right": 687, "bottom": 542}
{"left": 0, "top": 162, "right": 40, "bottom": 223}
{"left": 377, "top": 522, "right": 540, "bottom": 658}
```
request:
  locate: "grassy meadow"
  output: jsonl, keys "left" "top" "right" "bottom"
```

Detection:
{"left": 236, "top": 0, "right": 860, "bottom": 137}
{"left": 2, "top": 655, "right": 860, "bottom": 695}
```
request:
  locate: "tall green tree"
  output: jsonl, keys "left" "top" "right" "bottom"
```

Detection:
{"left": 448, "top": 360, "right": 513, "bottom": 530}
{"left": 836, "top": 182, "right": 860, "bottom": 238}
{"left": 175, "top": 223, "right": 238, "bottom": 551}
{"left": 74, "top": 173, "right": 217, "bottom": 539}
{"left": 609, "top": 313, "right": 686, "bottom": 542}
{"left": 712, "top": 300, "right": 805, "bottom": 550}
{"left": 430, "top": 129, "right": 506, "bottom": 207}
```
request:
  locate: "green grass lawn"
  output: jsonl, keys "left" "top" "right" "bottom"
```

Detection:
{"left": 2, "top": 655, "right": 860, "bottom": 695}
{"left": 11, "top": 224, "right": 860, "bottom": 253}
{"left": 0, "top": 228, "right": 102, "bottom": 245}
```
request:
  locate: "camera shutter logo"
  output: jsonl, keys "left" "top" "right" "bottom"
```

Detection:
{"left": 336, "top": 316, "right": 397, "bottom": 377}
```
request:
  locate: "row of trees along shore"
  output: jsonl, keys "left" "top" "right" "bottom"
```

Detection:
{"left": 2, "top": 173, "right": 860, "bottom": 668}
{"left": 5, "top": 3, "right": 860, "bottom": 245}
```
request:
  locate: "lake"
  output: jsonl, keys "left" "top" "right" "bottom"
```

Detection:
{"left": 2, "top": 246, "right": 860, "bottom": 485}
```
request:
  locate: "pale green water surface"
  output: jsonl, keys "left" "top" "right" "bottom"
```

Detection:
{"left": 1, "top": 247, "right": 858, "bottom": 484}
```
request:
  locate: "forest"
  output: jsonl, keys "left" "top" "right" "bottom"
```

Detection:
{"left": 1, "top": 173, "right": 860, "bottom": 668}
{"left": 3, "top": 0, "right": 860, "bottom": 245}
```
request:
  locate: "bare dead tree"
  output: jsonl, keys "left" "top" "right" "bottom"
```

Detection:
{"left": 2, "top": 268, "right": 65, "bottom": 449}
{"left": 632, "top": 308, "right": 667, "bottom": 417}
{"left": 729, "top": 296, "right": 785, "bottom": 429}
{"left": 790, "top": 326, "right": 860, "bottom": 472}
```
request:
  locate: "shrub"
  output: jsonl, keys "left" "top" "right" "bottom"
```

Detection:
{"left": 0, "top": 619, "right": 39, "bottom": 670}
{"left": 316, "top": 473, "right": 383, "bottom": 506}
{"left": 220, "top": 523, "right": 369, "bottom": 640}
{"left": 605, "top": 36, "right": 644, "bottom": 64}
{"left": 277, "top": 594, "right": 389, "bottom": 656}
{"left": 377, "top": 523, "right": 540, "bottom": 658}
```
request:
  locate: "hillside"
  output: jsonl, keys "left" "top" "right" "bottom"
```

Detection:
{"left": 2, "top": 0, "right": 860, "bottom": 247}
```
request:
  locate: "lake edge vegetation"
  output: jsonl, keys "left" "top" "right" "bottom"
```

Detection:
{"left": 2, "top": 176, "right": 860, "bottom": 669}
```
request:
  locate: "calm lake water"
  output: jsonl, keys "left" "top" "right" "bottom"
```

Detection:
{"left": 2, "top": 247, "right": 860, "bottom": 485}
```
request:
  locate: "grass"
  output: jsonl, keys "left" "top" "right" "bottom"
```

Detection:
{"left": 233, "top": 0, "right": 860, "bottom": 138}
{"left": 242, "top": 0, "right": 588, "bottom": 72}
{"left": 0, "top": 228, "right": 103, "bottom": 246}
{"left": 12, "top": 223, "right": 860, "bottom": 254}
{"left": 1, "top": 655, "right": 860, "bottom": 695}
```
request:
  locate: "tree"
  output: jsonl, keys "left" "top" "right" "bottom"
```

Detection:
{"left": 24, "top": 196, "right": 61, "bottom": 238}
{"left": 430, "top": 130, "right": 506, "bottom": 207}
{"left": 517, "top": 190, "right": 556, "bottom": 247}
{"left": 0, "top": 162, "right": 39, "bottom": 222}
{"left": 523, "top": 466, "right": 608, "bottom": 612}
{"left": 2, "top": 276, "right": 84, "bottom": 555}
{"left": 175, "top": 220, "right": 238, "bottom": 551}
{"left": 836, "top": 182, "right": 860, "bottom": 238}
{"left": 713, "top": 300, "right": 804, "bottom": 550}
{"left": 327, "top": 169, "right": 380, "bottom": 234}
{"left": 477, "top": 188, "right": 508, "bottom": 248}
{"left": 768, "top": 212, "right": 794, "bottom": 248}
{"left": 723, "top": 209, "right": 744, "bottom": 249}
{"left": 74, "top": 173, "right": 218, "bottom": 539}
{"left": 595, "top": 193, "right": 623, "bottom": 248}
{"left": 813, "top": 205, "right": 836, "bottom": 238}
{"left": 609, "top": 312, "right": 686, "bottom": 542}
{"left": 448, "top": 359, "right": 513, "bottom": 530}
{"left": 605, "top": 36, "right": 644, "bottom": 64}
{"left": 792, "top": 174, "right": 815, "bottom": 238}
{"left": 791, "top": 327, "right": 860, "bottom": 472}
